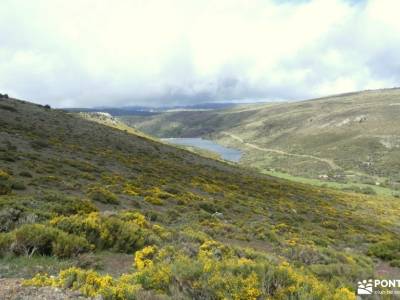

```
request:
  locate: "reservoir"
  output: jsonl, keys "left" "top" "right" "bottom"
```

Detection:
{"left": 162, "top": 138, "right": 242, "bottom": 162}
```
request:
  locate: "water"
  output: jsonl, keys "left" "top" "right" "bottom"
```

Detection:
{"left": 162, "top": 138, "right": 242, "bottom": 162}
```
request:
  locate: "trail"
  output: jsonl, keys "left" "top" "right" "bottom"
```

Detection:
{"left": 220, "top": 131, "right": 340, "bottom": 170}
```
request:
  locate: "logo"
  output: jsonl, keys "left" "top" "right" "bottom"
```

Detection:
{"left": 357, "top": 279, "right": 373, "bottom": 295}
{"left": 356, "top": 279, "right": 400, "bottom": 296}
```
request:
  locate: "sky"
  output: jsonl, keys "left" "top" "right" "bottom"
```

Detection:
{"left": 0, "top": 0, "right": 399, "bottom": 108}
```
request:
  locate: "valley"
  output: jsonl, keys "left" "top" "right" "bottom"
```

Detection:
{"left": 1, "top": 95, "right": 400, "bottom": 299}
{"left": 122, "top": 88, "right": 400, "bottom": 197}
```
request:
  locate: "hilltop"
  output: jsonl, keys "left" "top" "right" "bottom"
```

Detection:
{"left": 123, "top": 88, "right": 400, "bottom": 195}
{"left": 1, "top": 96, "right": 400, "bottom": 299}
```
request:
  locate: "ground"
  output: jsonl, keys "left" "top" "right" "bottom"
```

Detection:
{"left": 0, "top": 279, "right": 91, "bottom": 300}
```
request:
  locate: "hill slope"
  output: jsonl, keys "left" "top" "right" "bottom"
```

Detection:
{"left": 123, "top": 88, "right": 400, "bottom": 191}
{"left": 1, "top": 96, "right": 400, "bottom": 299}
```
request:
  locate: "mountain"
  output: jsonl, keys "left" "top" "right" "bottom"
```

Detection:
{"left": 1, "top": 95, "right": 399, "bottom": 299}
{"left": 64, "top": 102, "right": 239, "bottom": 116}
{"left": 122, "top": 88, "right": 400, "bottom": 195}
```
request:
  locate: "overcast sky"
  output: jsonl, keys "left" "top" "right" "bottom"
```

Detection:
{"left": 0, "top": 0, "right": 399, "bottom": 107}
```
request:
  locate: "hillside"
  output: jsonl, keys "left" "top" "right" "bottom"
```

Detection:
{"left": 1, "top": 96, "right": 400, "bottom": 299}
{"left": 122, "top": 88, "right": 400, "bottom": 193}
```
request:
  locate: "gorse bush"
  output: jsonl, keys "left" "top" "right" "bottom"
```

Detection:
{"left": 11, "top": 181, "right": 26, "bottom": 190}
{"left": 0, "top": 207, "right": 32, "bottom": 232}
{"left": 144, "top": 195, "right": 164, "bottom": 206}
{"left": 0, "top": 170, "right": 12, "bottom": 195}
{"left": 0, "top": 194, "right": 97, "bottom": 231}
{"left": 134, "top": 246, "right": 157, "bottom": 270}
{"left": 49, "top": 212, "right": 163, "bottom": 253}
{"left": 24, "top": 268, "right": 143, "bottom": 299}
{"left": 25, "top": 239, "right": 356, "bottom": 300}
{"left": 87, "top": 186, "right": 119, "bottom": 204}
{"left": 0, "top": 169, "right": 10, "bottom": 180}
{"left": 0, "top": 232, "right": 13, "bottom": 257}
{"left": 40, "top": 194, "right": 98, "bottom": 216}
{"left": 50, "top": 213, "right": 143, "bottom": 251}
{"left": 51, "top": 232, "right": 92, "bottom": 259}
{"left": 368, "top": 239, "right": 400, "bottom": 261}
{"left": 0, "top": 181, "right": 12, "bottom": 195}
{"left": 8, "top": 224, "right": 90, "bottom": 258}
{"left": 19, "top": 171, "right": 33, "bottom": 178}
{"left": 143, "top": 187, "right": 173, "bottom": 206}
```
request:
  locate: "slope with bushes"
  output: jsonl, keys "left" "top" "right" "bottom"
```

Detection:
{"left": 123, "top": 88, "right": 400, "bottom": 194}
{"left": 1, "top": 96, "right": 400, "bottom": 299}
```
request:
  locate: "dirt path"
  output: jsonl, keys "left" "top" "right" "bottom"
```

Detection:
{"left": 220, "top": 131, "right": 340, "bottom": 170}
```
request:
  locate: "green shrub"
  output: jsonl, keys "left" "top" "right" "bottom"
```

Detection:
{"left": 360, "top": 186, "right": 377, "bottom": 195}
{"left": 0, "top": 151, "right": 17, "bottom": 162}
{"left": 87, "top": 186, "right": 119, "bottom": 204}
{"left": 19, "top": 171, "right": 33, "bottom": 178}
{"left": 0, "top": 232, "right": 13, "bottom": 257}
{"left": 368, "top": 240, "right": 400, "bottom": 261}
{"left": 198, "top": 201, "right": 219, "bottom": 214}
{"left": 30, "top": 139, "right": 50, "bottom": 150}
{"left": 0, "top": 207, "right": 23, "bottom": 232}
{"left": 50, "top": 213, "right": 145, "bottom": 252}
{"left": 11, "top": 181, "right": 27, "bottom": 190}
{"left": 0, "top": 169, "right": 10, "bottom": 180}
{"left": 11, "top": 224, "right": 90, "bottom": 258}
{"left": 26, "top": 193, "right": 97, "bottom": 219}
{"left": 52, "top": 232, "right": 92, "bottom": 258}
{"left": 144, "top": 196, "right": 163, "bottom": 206}
{"left": 390, "top": 260, "right": 400, "bottom": 268}
{"left": 0, "top": 180, "right": 12, "bottom": 195}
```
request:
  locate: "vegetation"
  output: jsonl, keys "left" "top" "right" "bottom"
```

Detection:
{"left": 123, "top": 88, "right": 400, "bottom": 195}
{"left": 0, "top": 97, "right": 399, "bottom": 299}
{"left": 87, "top": 186, "right": 120, "bottom": 204}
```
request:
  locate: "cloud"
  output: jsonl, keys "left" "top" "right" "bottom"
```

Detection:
{"left": 0, "top": 0, "right": 399, "bottom": 107}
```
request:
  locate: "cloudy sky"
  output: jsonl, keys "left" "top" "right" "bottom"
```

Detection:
{"left": 0, "top": 0, "right": 399, "bottom": 107}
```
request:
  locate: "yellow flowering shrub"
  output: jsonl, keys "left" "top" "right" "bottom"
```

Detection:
{"left": 119, "top": 211, "right": 149, "bottom": 228}
{"left": 203, "top": 261, "right": 262, "bottom": 300}
{"left": 134, "top": 245, "right": 157, "bottom": 270}
{"left": 23, "top": 273, "right": 55, "bottom": 287}
{"left": 152, "top": 224, "right": 172, "bottom": 240}
{"left": 24, "top": 268, "right": 142, "bottom": 299}
{"left": 134, "top": 263, "right": 172, "bottom": 291}
{"left": 50, "top": 212, "right": 145, "bottom": 252}
{"left": 0, "top": 169, "right": 10, "bottom": 180}
{"left": 144, "top": 195, "right": 164, "bottom": 206}
{"left": 122, "top": 183, "right": 140, "bottom": 196}
{"left": 25, "top": 241, "right": 357, "bottom": 300}
{"left": 0, "top": 169, "right": 11, "bottom": 195}
{"left": 143, "top": 187, "right": 174, "bottom": 206}
{"left": 333, "top": 287, "right": 356, "bottom": 300}
{"left": 86, "top": 186, "right": 119, "bottom": 204}
{"left": 198, "top": 240, "right": 231, "bottom": 260}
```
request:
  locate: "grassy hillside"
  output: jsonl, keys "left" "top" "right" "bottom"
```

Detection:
{"left": 1, "top": 96, "right": 400, "bottom": 299}
{"left": 122, "top": 88, "right": 400, "bottom": 194}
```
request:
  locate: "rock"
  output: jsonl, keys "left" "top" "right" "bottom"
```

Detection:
{"left": 354, "top": 115, "right": 367, "bottom": 123}
{"left": 212, "top": 212, "right": 224, "bottom": 219}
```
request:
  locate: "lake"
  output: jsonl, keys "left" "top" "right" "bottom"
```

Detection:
{"left": 162, "top": 138, "right": 242, "bottom": 162}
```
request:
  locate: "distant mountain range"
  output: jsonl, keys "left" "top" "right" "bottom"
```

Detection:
{"left": 63, "top": 102, "right": 241, "bottom": 116}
